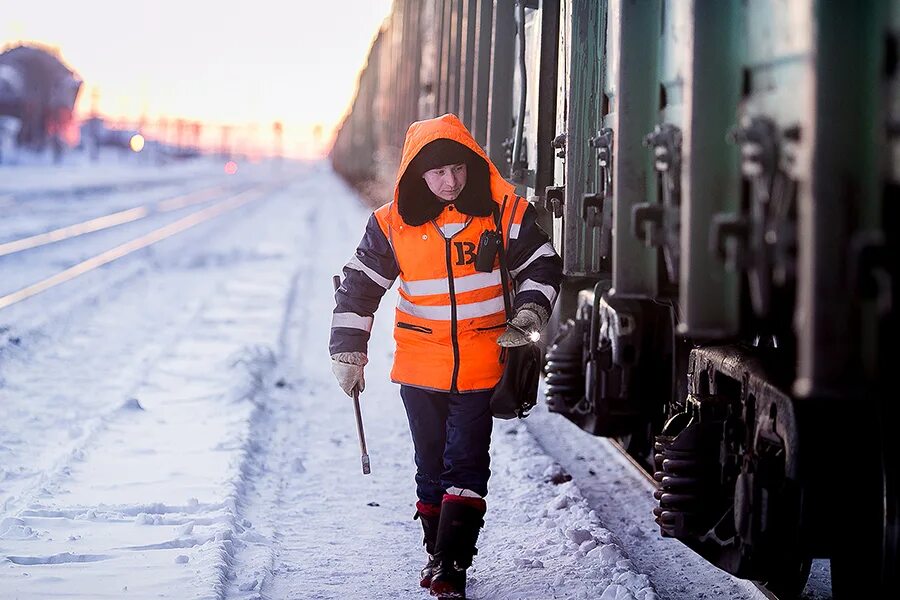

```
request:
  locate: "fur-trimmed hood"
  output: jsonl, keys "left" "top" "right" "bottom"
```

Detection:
{"left": 392, "top": 114, "right": 515, "bottom": 226}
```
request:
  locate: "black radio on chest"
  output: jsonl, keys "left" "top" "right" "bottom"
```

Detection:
{"left": 474, "top": 229, "right": 502, "bottom": 273}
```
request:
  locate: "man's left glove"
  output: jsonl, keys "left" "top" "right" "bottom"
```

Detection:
{"left": 496, "top": 303, "right": 549, "bottom": 347}
{"left": 331, "top": 351, "right": 368, "bottom": 397}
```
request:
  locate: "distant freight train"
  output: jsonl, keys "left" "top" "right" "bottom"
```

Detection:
{"left": 330, "top": 1, "right": 897, "bottom": 597}
{"left": 0, "top": 44, "right": 82, "bottom": 159}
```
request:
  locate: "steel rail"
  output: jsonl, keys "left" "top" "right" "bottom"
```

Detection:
{"left": 0, "top": 184, "right": 231, "bottom": 258}
{"left": 0, "top": 185, "right": 270, "bottom": 312}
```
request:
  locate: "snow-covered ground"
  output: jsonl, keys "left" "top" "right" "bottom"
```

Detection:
{"left": 0, "top": 159, "right": 831, "bottom": 599}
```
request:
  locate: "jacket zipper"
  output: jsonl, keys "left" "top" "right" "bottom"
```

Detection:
{"left": 444, "top": 237, "right": 461, "bottom": 393}
{"left": 430, "top": 217, "right": 472, "bottom": 394}
{"left": 397, "top": 322, "right": 432, "bottom": 334}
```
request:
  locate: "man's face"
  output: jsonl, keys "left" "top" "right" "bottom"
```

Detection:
{"left": 422, "top": 163, "right": 467, "bottom": 202}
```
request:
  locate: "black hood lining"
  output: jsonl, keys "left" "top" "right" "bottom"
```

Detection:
{"left": 397, "top": 142, "right": 494, "bottom": 226}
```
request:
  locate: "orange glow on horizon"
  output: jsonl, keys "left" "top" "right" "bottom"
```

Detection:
{"left": 1, "top": 0, "right": 393, "bottom": 159}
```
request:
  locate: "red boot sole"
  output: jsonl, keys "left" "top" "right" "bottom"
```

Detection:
{"left": 429, "top": 580, "right": 465, "bottom": 599}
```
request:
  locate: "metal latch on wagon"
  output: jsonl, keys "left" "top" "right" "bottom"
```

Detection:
{"left": 542, "top": 134, "right": 567, "bottom": 218}
{"left": 582, "top": 128, "right": 614, "bottom": 228}
{"left": 543, "top": 186, "right": 565, "bottom": 218}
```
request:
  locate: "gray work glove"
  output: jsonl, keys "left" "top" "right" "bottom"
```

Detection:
{"left": 496, "top": 303, "right": 549, "bottom": 347}
{"left": 331, "top": 351, "right": 368, "bottom": 397}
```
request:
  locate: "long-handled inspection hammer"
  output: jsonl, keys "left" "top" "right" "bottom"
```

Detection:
{"left": 332, "top": 275, "right": 371, "bottom": 475}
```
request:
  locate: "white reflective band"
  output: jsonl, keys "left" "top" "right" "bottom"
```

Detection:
{"left": 400, "top": 269, "right": 502, "bottom": 297}
{"left": 446, "top": 487, "right": 483, "bottom": 498}
{"left": 331, "top": 312, "right": 374, "bottom": 332}
{"left": 346, "top": 256, "right": 394, "bottom": 289}
{"left": 440, "top": 222, "right": 467, "bottom": 238}
{"left": 509, "top": 223, "right": 521, "bottom": 239}
{"left": 397, "top": 295, "right": 505, "bottom": 320}
{"left": 518, "top": 279, "right": 558, "bottom": 305}
{"left": 509, "top": 242, "right": 557, "bottom": 278}
{"left": 456, "top": 269, "right": 502, "bottom": 293}
{"left": 457, "top": 296, "right": 506, "bottom": 319}
{"left": 397, "top": 298, "right": 451, "bottom": 319}
{"left": 400, "top": 278, "right": 446, "bottom": 296}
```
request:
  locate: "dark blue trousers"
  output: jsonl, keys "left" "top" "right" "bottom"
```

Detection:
{"left": 400, "top": 385, "right": 493, "bottom": 505}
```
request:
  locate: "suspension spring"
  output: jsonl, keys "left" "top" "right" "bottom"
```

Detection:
{"left": 544, "top": 319, "right": 587, "bottom": 413}
{"left": 652, "top": 423, "right": 721, "bottom": 538}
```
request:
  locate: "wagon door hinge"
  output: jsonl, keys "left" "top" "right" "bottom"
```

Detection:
{"left": 633, "top": 124, "right": 682, "bottom": 283}
{"left": 717, "top": 116, "right": 799, "bottom": 318}
{"left": 582, "top": 128, "right": 614, "bottom": 228}
{"left": 551, "top": 133, "right": 567, "bottom": 159}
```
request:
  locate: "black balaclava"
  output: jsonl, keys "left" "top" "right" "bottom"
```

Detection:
{"left": 397, "top": 139, "right": 494, "bottom": 226}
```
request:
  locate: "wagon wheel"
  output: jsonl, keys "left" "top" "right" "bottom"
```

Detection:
{"left": 882, "top": 446, "right": 899, "bottom": 590}
{"left": 831, "top": 416, "right": 897, "bottom": 598}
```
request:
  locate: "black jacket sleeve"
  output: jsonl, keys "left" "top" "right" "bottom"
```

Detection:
{"left": 506, "top": 204, "right": 563, "bottom": 316}
{"left": 329, "top": 214, "right": 400, "bottom": 355}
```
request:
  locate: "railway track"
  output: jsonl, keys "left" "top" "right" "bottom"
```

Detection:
{"left": 0, "top": 182, "right": 277, "bottom": 312}
{"left": 0, "top": 183, "right": 231, "bottom": 258}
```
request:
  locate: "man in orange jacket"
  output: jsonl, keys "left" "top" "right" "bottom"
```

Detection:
{"left": 330, "top": 114, "right": 562, "bottom": 599}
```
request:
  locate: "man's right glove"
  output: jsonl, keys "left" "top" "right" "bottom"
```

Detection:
{"left": 331, "top": 351, "right": 368, "bottom": 397}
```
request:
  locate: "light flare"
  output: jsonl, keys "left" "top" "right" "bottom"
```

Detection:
{"left": 129, "top": 134, "right": 145, "bottom": 152}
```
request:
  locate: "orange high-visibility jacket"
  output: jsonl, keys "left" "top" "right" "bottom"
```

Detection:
{"left": 330, "top": 114, "right": 562, "bottom": 393}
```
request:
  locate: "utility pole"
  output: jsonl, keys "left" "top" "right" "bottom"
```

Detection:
{"left": 175, "top": 119, "right": 184, "bottom": 155}
{"left": 221, "top": 125, "right": 231, "bottom": 159}
{"left": 191, "top": 121, "right": 201, "bottom": 154}
{"left": 313, "top": 123, "right": 323, "bottom": 158}
{"left": 273, "top": 121, "right": 283, "bottom": 162}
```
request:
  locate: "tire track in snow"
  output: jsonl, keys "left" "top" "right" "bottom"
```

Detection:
{"left": 218, "top": 214, "right": 322, "bottom": 598}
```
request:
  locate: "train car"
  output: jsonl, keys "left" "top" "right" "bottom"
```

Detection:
{"left": 0, "top": 44, "right": 82, "bottom": 156}
{"left": 330, "top": 1, "right": 898, "bottom": 596}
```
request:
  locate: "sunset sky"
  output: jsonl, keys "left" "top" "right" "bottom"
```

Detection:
{"left": 1, "top": 0, "right": 394, "bottom": 158}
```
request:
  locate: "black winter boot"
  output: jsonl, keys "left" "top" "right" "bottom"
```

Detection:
{"left": 429, "top": 496, "right": 486, "bottom": 599}
{"left": 414, "top": 502, "right": 441, "bottom": 588}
